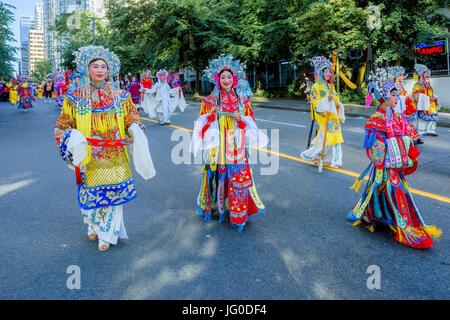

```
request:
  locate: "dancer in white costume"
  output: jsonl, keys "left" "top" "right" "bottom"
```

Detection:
{"left": 168, "top": 72, "right": 188, "bottom": 113}
{"left": 143, "top": 69, "right": 179, "bottom": 125}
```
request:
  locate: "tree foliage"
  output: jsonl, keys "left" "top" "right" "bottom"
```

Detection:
{"left": 0, "top": 2, "right": 17, "bottom": 80}
{"left": 53, "top": 0, "right": 450, "bottom": 93}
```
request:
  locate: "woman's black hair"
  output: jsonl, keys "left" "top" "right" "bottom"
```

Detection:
{"left": 218, "top": 68, "right": 233, "bottom": 77}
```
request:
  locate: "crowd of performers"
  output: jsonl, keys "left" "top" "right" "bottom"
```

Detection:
{"left": 2, "top": 44, "right": 437, "bottom": 251}
{"left": 297, "top": 55, "right": 441, "bottom": 249}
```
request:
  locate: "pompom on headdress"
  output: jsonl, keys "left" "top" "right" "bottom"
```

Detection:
{"left": 204, "top": 54, "right": 246, "bottom": 91}
{"left": 366, "top": 68, "right": 399, "bottom": 105}
{"left": 73, "top": 45, "right": 121, "bottom": 85}
{"left": 310, "top": 56, "right": 333, "bottom": 82}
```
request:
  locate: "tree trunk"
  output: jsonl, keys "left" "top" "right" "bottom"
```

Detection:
{"left": 194, "top": 53, "right": 200, "bottom": 97}
{"left": 357, "top": 49, "right": 368, "bottom": 89}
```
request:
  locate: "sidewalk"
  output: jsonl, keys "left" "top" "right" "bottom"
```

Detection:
{"left": 186, "top": 96, "right": 450, "bottom": 128}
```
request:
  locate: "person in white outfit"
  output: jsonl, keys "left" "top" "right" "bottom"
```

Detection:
{"left": 144, "top": 69, "right": 178, "bottom": 125}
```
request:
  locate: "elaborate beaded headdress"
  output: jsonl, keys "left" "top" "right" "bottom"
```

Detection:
{"left": 19, "top": 72, "right": 29, "bottom": 82}
{"left": 414, "top": 64, "right": 430, "bottom": 77}
{"left": 73, "top": 45, "right": 121, "bottom": 83}
{"left": 414, "top": 64, "right": 431, "bottom": 83}
{"left": 156, "top": 69, "right": 168, "bottom": 80}
{"left": 204, "top": 54, "right": 246, "bottom": 85}
{"left": 367, "top": 68, "right": 398, "bottom": 102}
{"left": 310, "top": 56, "right": 333, "bottom": 82}
{"left": 53, "top": 69, "right": 65, "bottom": 84}
{"left": 387, "top": 66, "right": 406, "bottom": 81}
{"left": 69, "top": 69, "right": 83, "bottom": 81}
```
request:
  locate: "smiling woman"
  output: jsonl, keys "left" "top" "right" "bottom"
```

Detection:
{"left": 53, "top": 45, "right": 155, "bottom": 252}
{"left": 191, "top": 54, "right": 268, "bottom": 232}
{"left": 346, "top": 68, "right": 442, "bottom": 249}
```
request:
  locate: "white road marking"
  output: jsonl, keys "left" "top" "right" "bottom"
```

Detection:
{"left": 255, "top": 118, "right": 306, "bottom": 128}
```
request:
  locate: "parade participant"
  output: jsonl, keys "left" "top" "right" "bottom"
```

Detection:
{"left": 44, "top": 78, "right": 53, "bottom": 103}
{"left": 387, "top": 66, "right": 423, "bottom": 145}
{"left": 68, "top": 70, "right": 82, "bottom": 95}
{"left": 191, "top": 54, "right": 268, "bottom": 231}
{"left": 2, "top": 81, "right": 11, "bottom": 103}
{"left": 300, "top": 55, "right": 345, "bottom": 168}
{"left": 236, "top": 72, "right": 253, "bottom": 99}
{"left": 346, "top": 69, "right": 441, "bottom": 249}
{"left": 303, "top": 73, "right": 313, "bottom": 103}
{"left": 37, "top": 82, "right": 44, "bottom": 99}
{"left": 54, "top": 45, "right": 155, "bottom": 252}
{"left": 168, "top": 72, "right": 187, "bottom": 113}
{"left": 10, "top": 75, "right": 19, "bottom": 105}
{"left": 140, "top": 70, "right": 154, "bottom": 115}
{"left": 412, "top": 64, "right": 440, "bottom": 137}
{"left": 128, "top": 75, "right": 141, "bottom": 110}
{"left": 62, "top": 70, "right": 72, "bottom": 96}
{"left": 54, "top": 70, "right": 65, "bottom": 109}
{"left": 17, "top": 73, "right": 35, "bottom": 112}
{"left": 144, "top": 68, "right": 178, "bottom": 125}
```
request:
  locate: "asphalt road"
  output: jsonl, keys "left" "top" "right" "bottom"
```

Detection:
{"left": 0, "top": 99, "right": 449, "bottom": 300}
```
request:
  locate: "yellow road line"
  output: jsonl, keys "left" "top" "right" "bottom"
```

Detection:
{"left": 140, "top": 117, "right": 450, "bottom": 204}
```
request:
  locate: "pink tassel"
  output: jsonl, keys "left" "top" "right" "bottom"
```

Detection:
{"left": 365, "top": 93, "right": 372, "bottom": 108}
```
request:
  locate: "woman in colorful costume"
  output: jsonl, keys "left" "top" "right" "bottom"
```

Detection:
{"left": 346, "top": 69, "right": 441, "bottom": 249}
{"left": 140, "top": 70, "right": 154, "bottom": 115}
{"left": 236, "top": 72, "right": 253, "bottom": 99}
{"left": 68, "top": 70, "right": 82, "bottom": 95}
{"left": 412, "top": 64, "right": 440, "bottom": 137}
{"left": 54, "top": 70, "right": 65, "bottom": 110}
{"left": 144, "top": 69, "right": 178, "bottom": 125}
{"left": 190, "top": 54, "right": 268, "bottom": 231}
{"left": 168, "top": 72, "right": 187, "bottom": 113}
{"left": 62, "top": 70, "right": 72, "bottom": 96}
{"left": 37, "top": 82, "right": 44, "bottom": 99}
{"left": 10, "top": 76, "right": 19, "bottom": 105}
{"left": 300, "top": 56, "right": 345, "bottom": 168}
{"left": 54, "top": 46, "right": 156, "bottom": 252}
{"left": 128, "top": 75, "right": 141, "bottom": 110}
{"left": 387, "top": 66, "right": 423, "bottom": 145}
{"left": 17, "top": 73, "right": 35, "bottom": 112}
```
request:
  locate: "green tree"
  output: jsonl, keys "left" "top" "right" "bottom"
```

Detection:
{"left": 31, "top": 59, "right": 53, "bottom": 82}
{"left": 0, "top": 2, "right": 17, "bottom": 79}
{"left": 54, "top": 10, "right": 111, "bottom": 69}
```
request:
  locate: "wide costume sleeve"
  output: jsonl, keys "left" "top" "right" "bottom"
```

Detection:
{"left": 190, "top": 95, "right": 220, "bottom": 155}
{"left": 120, "top": 90, "right": 155, "bottom": 180}
{"left": 237, "top": 97, "right": 268, "bottom": 148}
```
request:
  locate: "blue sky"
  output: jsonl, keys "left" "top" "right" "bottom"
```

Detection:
{"left": 3, "top": 0, "right": 39, "bottom": 72}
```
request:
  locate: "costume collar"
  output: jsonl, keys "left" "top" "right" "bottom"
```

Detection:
{"left": 90, "top": 79, "right": 108, "bottom": 90}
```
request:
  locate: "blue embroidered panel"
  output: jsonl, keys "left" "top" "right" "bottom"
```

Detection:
{"left": 78, "top": 175, "right": 137, "bottom": 210}
{"left": 418, "top": 111, "right": 439, "bottom": 122}
{"left": 58, "top": 129, "right": 74, "bottom": 166}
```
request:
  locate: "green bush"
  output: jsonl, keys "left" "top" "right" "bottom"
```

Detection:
{"left": 339, "top": 88, "right": 370, "bottom": 105}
